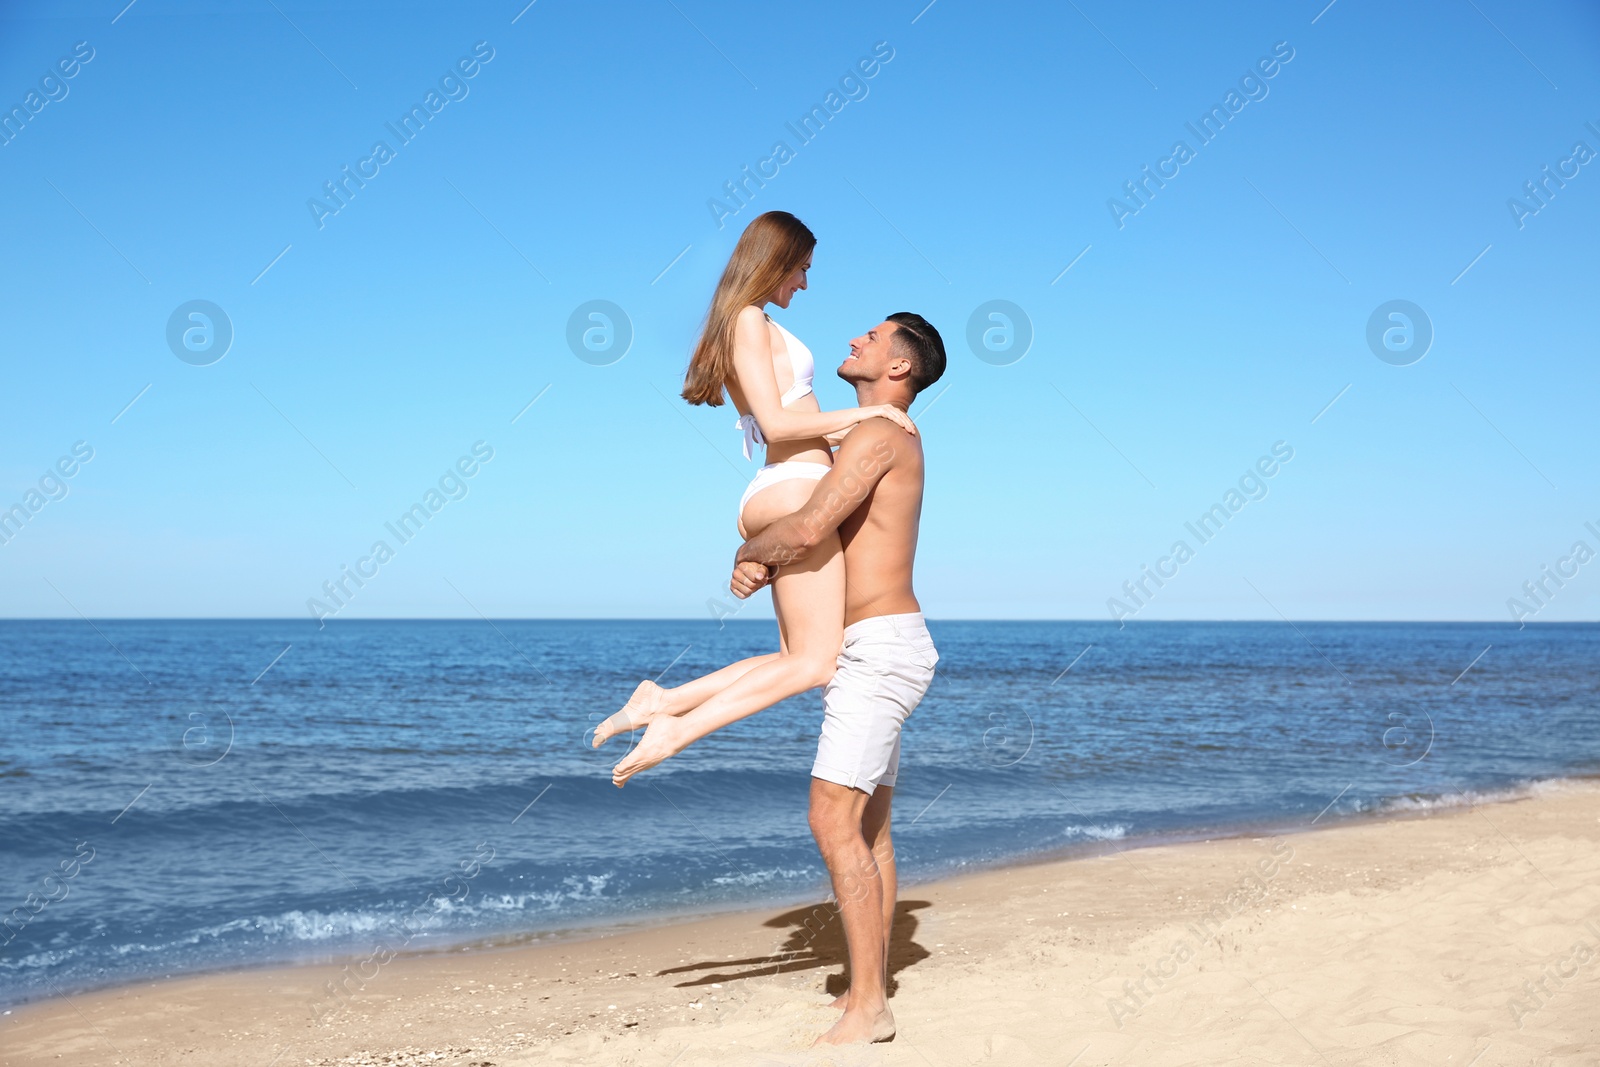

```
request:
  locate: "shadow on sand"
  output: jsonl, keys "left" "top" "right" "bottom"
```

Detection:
{"left": 656, "top": 899, "right": 931, "bottom": 998}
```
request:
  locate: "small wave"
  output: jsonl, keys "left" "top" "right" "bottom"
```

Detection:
{"left": 200, "top": 909, "right": 409, "bottom": 944}
{"left": 1063, "top": 823, "right": 1128, "bottom": 841}
{"left": 0, "top": 877, "right": 633, "bottom": 980}
{"left": 711, "top": 866, "right": 816, "bottom": 888}
{"left": 1369, "top": 778, "right": 1563, "bottom": 815}
{"left": 232, "top": 877, "right": 623, "bottom": 939}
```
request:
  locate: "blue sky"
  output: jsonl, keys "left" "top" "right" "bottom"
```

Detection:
{"left": 1, "top": 0, "right": 1597, "bottom": 622}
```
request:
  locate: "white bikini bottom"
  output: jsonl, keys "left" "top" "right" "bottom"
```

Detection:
{"left": 738, "top": 460, "right": 831, "bottom": 517}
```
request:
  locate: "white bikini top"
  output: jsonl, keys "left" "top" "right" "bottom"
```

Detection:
{"left": 734, "top": 317, "right": 814, "bottom": 460}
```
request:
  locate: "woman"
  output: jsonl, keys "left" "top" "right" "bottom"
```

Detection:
{"left": 594, "top": 210, "right": 915, "bottom": 786}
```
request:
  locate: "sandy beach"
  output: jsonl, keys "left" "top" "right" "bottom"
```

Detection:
{"left": 5, "top": 777, "right": 1597, "bottom": 1067}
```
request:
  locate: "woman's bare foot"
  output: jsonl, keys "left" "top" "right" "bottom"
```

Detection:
{"left": 815, "top": 1005, "right": 894, "bottom": 1045}
{"left": 611, "top": 715, "right": 689, "bottom": 787}
{"left": 592, "top": 680, "right": 670, "bottom": 748}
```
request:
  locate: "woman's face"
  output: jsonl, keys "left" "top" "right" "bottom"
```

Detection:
{"left": 769, "top": 257, "right": 811, "bottom": 309}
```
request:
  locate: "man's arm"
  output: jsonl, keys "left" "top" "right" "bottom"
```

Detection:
{"left": 735, "top": 419, "right": 902, "bottom": 571}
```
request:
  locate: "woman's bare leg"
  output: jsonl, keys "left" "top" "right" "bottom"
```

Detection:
{"left": 592, "top": 485, "right": 805, "bottom": 748}
{"left": 591, "top": 653, "right": 779, "bottom": 747}
{"left": 612, "top": 530, "right": 845, "bottom": 786}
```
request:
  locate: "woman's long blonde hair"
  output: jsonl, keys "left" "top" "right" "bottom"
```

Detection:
{"left": 682, "top": 211, "right": 816, "bottom": 406}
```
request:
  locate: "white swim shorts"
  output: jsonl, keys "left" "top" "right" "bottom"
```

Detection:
{"left": 812, "top": 612, "right": 939, "bottom": 795}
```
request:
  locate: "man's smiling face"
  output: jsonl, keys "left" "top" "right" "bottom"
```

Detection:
{"left": 838, "top": 321, "right": 904, "bottom": 385}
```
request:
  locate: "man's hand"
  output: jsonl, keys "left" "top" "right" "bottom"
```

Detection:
{"left": 735, "top": 421, "right": 901, "bottom": 573}
{"left": 729, "top": 560, "right": 770, "bottom": 599}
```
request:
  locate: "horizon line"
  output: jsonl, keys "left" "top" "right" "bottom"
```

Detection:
{"left": 0, "top": 616, "right": 1591, "bottom": 625}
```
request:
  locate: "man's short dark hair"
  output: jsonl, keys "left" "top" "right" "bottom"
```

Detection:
{"left": 886, "top": 312, "right": 946, "bottom": 395}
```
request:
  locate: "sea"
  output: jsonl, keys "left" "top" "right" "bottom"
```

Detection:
{"left": 2, "top": 619, "right": 1596, "bottom": 1009}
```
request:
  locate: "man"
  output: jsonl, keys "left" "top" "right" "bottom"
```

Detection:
{"left": 729, "top": 311, "right": 946, "bottom": 1045}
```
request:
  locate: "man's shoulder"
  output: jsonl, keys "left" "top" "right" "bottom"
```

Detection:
{"left": 838, "top": 418, "right": 920, "bottom": 474}
{"left": 840, "top": 417, "right": 907, "bottom": 453}
{"left": 852, "top": 413, "right": 923, "bottom": 443}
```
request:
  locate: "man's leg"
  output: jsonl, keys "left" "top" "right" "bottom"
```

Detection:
{"left": 808, "top": 778, "right": 895, "bottom": 1045}
{"left": 868, "top": 786, "right": 896, "bottom": 971}
{"left": 831, "top": 784, "right": 895, "bottom": 1010}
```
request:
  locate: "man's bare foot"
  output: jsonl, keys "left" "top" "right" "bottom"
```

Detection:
{"left": 815, "top": 1005, "right": 894, "bottom": 1045}
{"left": 611, "top": 715, "right": 688, "bottom": 787}
{"left": 592, "top": 680, "right": 669, "bottom": 748}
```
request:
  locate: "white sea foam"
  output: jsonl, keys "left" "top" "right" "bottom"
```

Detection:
{"left": 3, "top": 879, "right": 636, "bottom": 977}
{"left": 711, "top": 867, "right": 815, "bottom": 887}
{"left": 1365, "top": 778, "right": 1565, "bottom": 815}
{"left": 1063, "top": 823, "right": 1129, "bottom": 841}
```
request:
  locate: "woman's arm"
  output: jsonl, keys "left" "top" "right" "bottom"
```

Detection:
{"left": 730, "top": 307, "right": 915, "bottom": 442}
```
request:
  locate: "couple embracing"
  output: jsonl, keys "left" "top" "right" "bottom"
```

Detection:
{"left": 591, "top": 210, "right": 946, "bottom": 1045}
